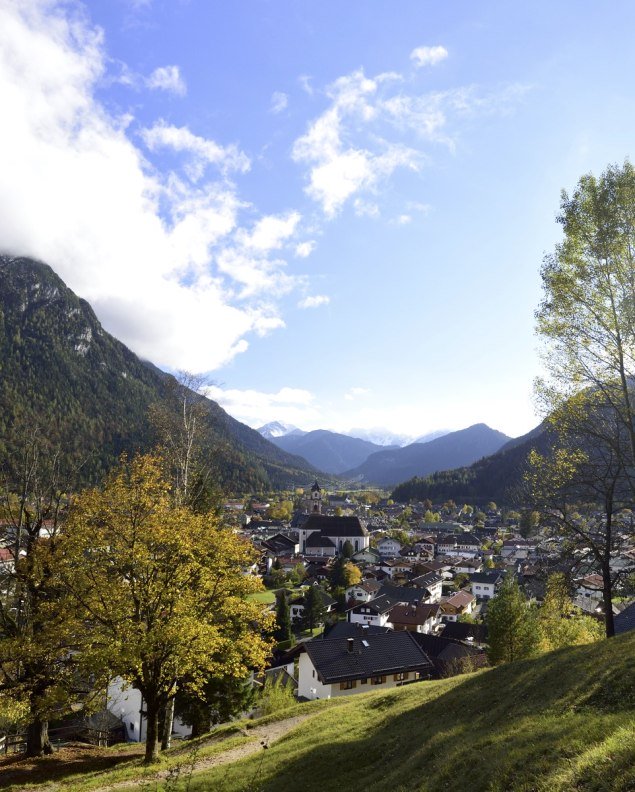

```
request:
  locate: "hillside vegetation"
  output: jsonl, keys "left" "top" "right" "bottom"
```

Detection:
{"left": 0, "top": 255, "right": 319, "bottom": 492}
{"left": 8, "top": 631, "right": 633, "bottom": 791}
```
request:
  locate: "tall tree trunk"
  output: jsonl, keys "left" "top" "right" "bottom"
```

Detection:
{"left": 161, "top": 697, "right": 174, "bottom": 751}
{"left": 144, "top": 700, "right": 161, "bottom": 764}
{"left": 25, "top": 717, "right": 53, "bottom": 757}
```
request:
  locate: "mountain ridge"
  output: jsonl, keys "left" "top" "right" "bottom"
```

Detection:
{"left": 0, "top": 254, "right": 321, "bottom": 492}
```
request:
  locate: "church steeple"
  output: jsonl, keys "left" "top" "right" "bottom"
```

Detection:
{"left": 309, "top": 480, "right": 322, "bottom": 514}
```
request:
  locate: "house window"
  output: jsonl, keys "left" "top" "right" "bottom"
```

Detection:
{"left": 371, "top": 676, "right": 386, "bottom": 685}
{"left": 340, "top": 680, "right": 357, "bottom": 690}
{"left": 360, "top": 678, "right": 367, "bottom": 685}
{"left": 393, "top": 672, "right": 409, "bottom": 681}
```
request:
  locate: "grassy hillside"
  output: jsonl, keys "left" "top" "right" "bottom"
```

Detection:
{"left": 5, "top": 632, "right": 633, "bottom": 791}
{"left": 188, "top": 631, "right": 635, "bottom": 792}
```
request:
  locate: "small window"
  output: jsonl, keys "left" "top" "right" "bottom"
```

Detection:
{"left": 360, "top": 678, "right": 367, "bottom": 685}
{"left": 393, "top": 672, "right": 409, "bottom": 681}
{"left": 340, "top": 680, "right": 357, "bottom": 690}
{"left": 371, "top": 676, "right": 386, "bottom": 685}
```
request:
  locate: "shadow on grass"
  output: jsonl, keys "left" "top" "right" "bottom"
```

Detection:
{"left": 185, "top": 632, "right": 635, "bottom": 792}
{"left": 0, "top": 742, "right": 143, "bottom": 790}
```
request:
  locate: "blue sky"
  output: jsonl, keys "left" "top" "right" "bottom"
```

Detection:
{"left": 1, "top": 1, "right": 635, "bottom": 440}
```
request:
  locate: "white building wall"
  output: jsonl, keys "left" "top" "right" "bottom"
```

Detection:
{"left": 298, "top": 654, "right": 420, "bottom": 700}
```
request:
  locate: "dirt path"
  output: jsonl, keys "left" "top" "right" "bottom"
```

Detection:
{"left": 91, "top": 713, "right": 312, "bottom": 791}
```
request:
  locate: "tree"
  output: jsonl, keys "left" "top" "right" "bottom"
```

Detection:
{"left": 274, "top": 591, "right": 293, "bottom": 644}
{"left": 0, "top": 426, "right": 92, "bottom": 757}
{"left": 302, "top": 586, "right": 326, "bottom": 632}
{"left": 58, "top": 454, "right": 273, "bottom": 763}
{"left": 329, "top": 557, "right": 361, "bottom": 590}
{"left": 486, "top": 577, "right": 539, "bottom": 665}
{"left": 537, "top": 573, "right": 603, "bottom": 651}
{"left": 174, "top": 675, "right": 254, "bottom": 738}
{"left": 533, "top": 161, "right": 635, "bottom": 635}
{"left": 341, "top": 540, "right": 354, "bottom": 559}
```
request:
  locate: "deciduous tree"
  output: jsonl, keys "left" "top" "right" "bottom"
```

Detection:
{"left": 59, "top": 454, "right": 272, "bottom": 764}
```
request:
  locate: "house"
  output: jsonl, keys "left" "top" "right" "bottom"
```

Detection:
{"left": 410, "top": 572, "right": 444, "bottom": 603}
{"left": 409, "top": 633, "right": 488, "bottom": 677}
{"left": 436, "top": 534, "right": 481, "bottom": 558}
{"left": 347, "top": 594, "right": 398, "bottom": 627}
{"left": 575, "top": 573, "right": 604, "bottom": 602}
{"left": 297, "top": 631, "right": 434, "bottom": 699}
{"left": 450, "top": 557, "right": 483, "bottom": 575}
{"left": 376, "top": 537, "right": 403, "bottom": 558}
{"left": 469, "top": 571, "right": 504, "bottom": 600}
{"left": 299, "top": 514, "right": 370, "bottom": 556}
{"left": 387, "top": 602, "right": 441, "bottom": 634}
{"left": 351, "top": 546, "right": 381, "bottom": 564}
{"left": 440, "top": 621, "right": 488, "bottom": 648}
{"left": 439, "top": 590, "right": 476, "bottom": 621}
{"left": 345, "top": 580, "right": 382, "bottom": 603}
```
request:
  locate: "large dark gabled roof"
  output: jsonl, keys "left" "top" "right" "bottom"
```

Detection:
{"left": 303, "top": 631, "right": 433, "bottom": 684}
{"left": 378, "top": 583, "right": 430, "bottom": 604}
{"left": 306, "top": 532, "right": 336, "bottom": 548}
{"left": 303, "top": 514, "right": 368, "bottom": 538}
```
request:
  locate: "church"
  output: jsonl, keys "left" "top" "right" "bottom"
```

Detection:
{"left": 298, "top": 481, "right": 370, "bottom": 556}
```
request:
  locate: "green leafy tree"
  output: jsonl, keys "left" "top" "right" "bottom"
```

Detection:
{"left": 487, "top": 577, "right": 539, "bottom": 665}
{"left": 538, "top": 573, "right": 603, "bottom": 651}
{"left": 532, "top": 161, "right": 635, "bottom": 636}
{"left": 58, "top": 454, "right": 273, "bottom": 764}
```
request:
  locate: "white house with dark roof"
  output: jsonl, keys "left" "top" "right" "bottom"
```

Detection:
{"left": 297, "top": 631, "right": 434, "bottom": 699}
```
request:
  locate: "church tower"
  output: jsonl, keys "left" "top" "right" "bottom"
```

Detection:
{"left": 309, "top": 480, "right": 322, "bottom": 514}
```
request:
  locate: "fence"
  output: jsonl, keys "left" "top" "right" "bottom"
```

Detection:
{"left": 0, "top": 724, "right": 126, "bottom": 755}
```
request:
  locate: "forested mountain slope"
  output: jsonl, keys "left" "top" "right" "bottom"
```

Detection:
{"left": 0, "top": 255, "right": 319, "bottom": 492}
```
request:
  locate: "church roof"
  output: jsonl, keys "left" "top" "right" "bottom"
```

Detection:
{"left": 303, "top": 514, "right": 368, "bottom": 538}
{"left": 311, "top": 480, "right": 321, "bottom": 492}
{"left": 306, "top": 532, "right": 336, "bottom": 548}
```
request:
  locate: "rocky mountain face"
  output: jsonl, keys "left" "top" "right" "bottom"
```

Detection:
{"left": 0, "top": 255, "right": 318, "bottom": 492}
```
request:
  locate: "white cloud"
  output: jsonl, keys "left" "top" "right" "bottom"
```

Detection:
{"left": 204, "top": 385, "right": 319, "bottom": 428}
{"left": 298, "top": 74, "right": 313, "bottom": 95}
{"left": 270, "top": 91, "right": 288, "bottom": 113}
{"left": 141, "top": 121, "right": 250, "bottom": 178}
{"left": 344, "top": 387, "right": 370, "bottom": 401}
{"left": 0, "top": 1, "right": 303, "bottom": 374}
{"left": 298, "top": 294, "right": 330, "bottom": 309}
{"left": 292, "top": 69, "right": 421, "bottom": 216}
{"left": 295, "top": 240, "right": 316, "bottom": 258}
{"left": 241, "top": 211, "right": 301, "bottom": 252}
{"left": 410, "top": 45, "right": 448, "bottom": 68}
{"left": 146, "top": 64, "right": 186, "bottom": 96}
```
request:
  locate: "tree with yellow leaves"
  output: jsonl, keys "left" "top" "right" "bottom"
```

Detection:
{"left": 59, "top": 454, "right": 273, "bottom": 764}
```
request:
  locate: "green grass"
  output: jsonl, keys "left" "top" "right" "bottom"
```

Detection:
{"left": 6, "top": 633, "right": 635, "bottom": 791}
{"left": 246, "top": 590, "right": 277, "bottom": 605}
{"left": 184, "top": 631, "right": 635, "bottom": 792}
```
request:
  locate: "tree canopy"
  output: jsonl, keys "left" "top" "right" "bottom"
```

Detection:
{"left": 58, "top": 454, "right": 273, "bottom": 763}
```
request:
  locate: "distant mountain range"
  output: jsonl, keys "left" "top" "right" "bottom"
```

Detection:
{"left": 343, "top": 424, "right": 512, "bottom": 487}
{"left": 265, "top": 429, "right": 399, "bottom": 475}
{"left": 0, "top": 255, "right": 320, "bottom": 492}
{"left": 391, "top": 423, "right": 551, "bottom": 504}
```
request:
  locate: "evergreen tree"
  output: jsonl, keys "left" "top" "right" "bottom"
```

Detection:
{"left": 487, "top": 576, "right": 539, "bottom": 665}
{"left": 274, "top": 591, "right": 293, "bottom": 643}
{"left": 302, "top": 586, "right": 326, "bottom": 632}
